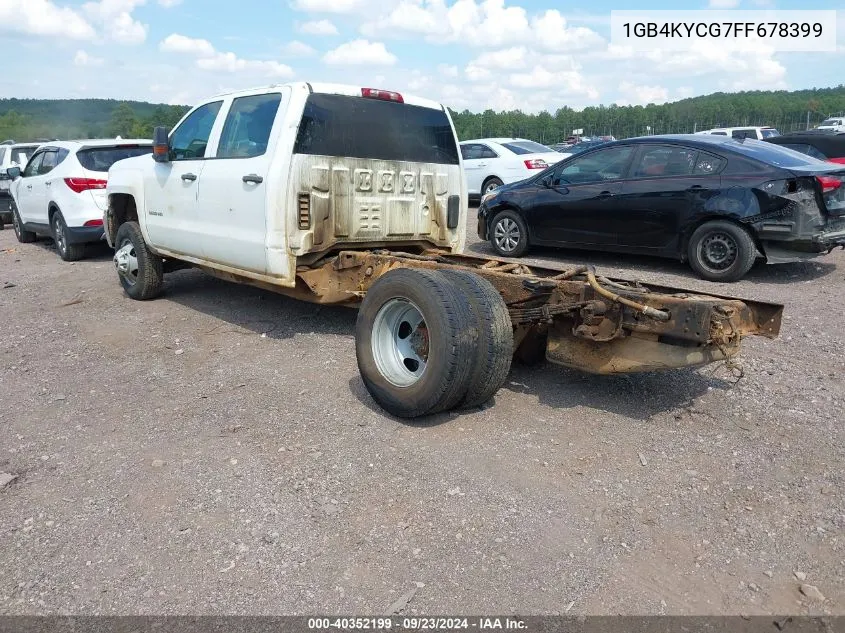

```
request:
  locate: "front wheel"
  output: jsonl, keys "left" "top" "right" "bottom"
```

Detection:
{"left": 114, "top": 221, "right": 163, "bottom": 300}
{"left": 489, "top": 210, "right": 529, "bottom": 257}
{"left": 482, "top": 177, "right": 504, "bottom": 195}
{"left": 12, "top": 201, "right": 36, "bottom": 243}
{"left": 687, "top": 220, "right": 756, "bottom": 282}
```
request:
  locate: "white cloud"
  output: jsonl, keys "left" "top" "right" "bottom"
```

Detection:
{"left": 74, "top": 50, "right": 105, "bottom": 66}
{"left": 437, "top": 64, "right": 459, "bottom": 78}
{"left": 530, "top": 10, "right": 606, "bottom": 53}
{"left": 708, "top": 0, "right": 740, "bottom": 7}
{"left": 614, "top": 82, "right": 670, "bottom": 106}
{"left": 82, "top": 0, "right": 147, "bottom": 44}
{"left": 281, "top": 40, "right": 316, "bottom": 57}
{"left": 159, "top": 34, "right": 294, "bottom": 78}
{"left": 158, "top": 0, "right": 181, "bottom": 5}
{"left": 196, "top": 52, "right": 294, "bottom": 77}
{"left": 0, "top": 0, "right": 96, "bottom": 40}
{"left": 323, "top": 39, "right": 397, "bottom": 66}
{"left": 291, "top": 0, "right": 368, "bottom": 13}
{"left": 360, "top": 0, "right": 605, "bottom": 51}
{"left": 299, "top": 19, "right": 339, "bottom": 35}
{"left": 159, "top": 33, "right": 215, "bottom": 56}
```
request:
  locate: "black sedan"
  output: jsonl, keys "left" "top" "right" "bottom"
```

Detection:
{"left": 477, "top": 135, "right": 845, "bottom": 282}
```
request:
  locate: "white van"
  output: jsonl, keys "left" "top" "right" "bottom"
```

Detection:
{"left": 696, "top": 126, "right": 780, "bottom": 140}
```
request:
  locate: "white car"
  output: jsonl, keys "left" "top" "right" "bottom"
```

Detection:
{"left": 0, "top": 141, "right": 42, "bottom": 229}
{"left": 460, "top": 138, "right": 564, "bottom": 197}
{"left": 695, "top": 126, "right": 780, "bottom": 140}
{"left": 6, "top": 139, "right": 152, "bottom": 260}
{"left": 817, "top": 117, "right": 845, "bottom": 132}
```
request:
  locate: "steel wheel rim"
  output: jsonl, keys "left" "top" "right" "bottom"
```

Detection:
{"left": 493, "top": 217, "right": 520, "bottom": 253}
{"left": 699, "top": 231, "right": 738, "bottom": 272}
{"left": 371, "top": 298, "right": 428, "bottom": 387}
{"left": 114, "top": 238, "right": 139, "bottom": 286}
{"left": 52, "top": 215, "right": 66, "bottom": 255}
{"left": 485, "top": 181, "right": 500, "bottom": 194}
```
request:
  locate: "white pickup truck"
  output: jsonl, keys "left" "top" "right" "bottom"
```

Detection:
{"left": 105, "top": 82, "right": 783, "bottom": 418}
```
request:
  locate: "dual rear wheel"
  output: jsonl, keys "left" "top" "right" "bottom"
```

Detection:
{"left": 355, "top": 268, "right": 514, "bottom": 418}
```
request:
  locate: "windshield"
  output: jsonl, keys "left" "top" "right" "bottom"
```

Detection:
{"left": 293, "top": 94, "right": 459, "bottom": 165}
{"left": 77, "top": 145, "right": 153, "bottom": 172}
{"left": 728, "top": 138, "right": 829, "bottom": 168}
{"left": 761, "top": 129, "right": 780, "bottom": 138}
{"left": 500, "top": 141, "right": 555, "bottom": 155}
{"left": 820, "top": 119, "right": 842, "bottom": 127}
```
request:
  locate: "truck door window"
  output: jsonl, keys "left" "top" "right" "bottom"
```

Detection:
{"left": 169, "top": 100, "right": 223, "bottom": 160}
{"left": 216, "top": 93, "right": 282, "bottom": 159}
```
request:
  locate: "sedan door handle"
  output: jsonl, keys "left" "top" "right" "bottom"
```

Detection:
{"left": 687, "top": 185, "right": 704, "bottom": 191}
{"left": 596, "top": 190, "right": 614, "bottom": 198}
{"left": 242, "top": 174, "right": 263, "bottom": 184}
{"left": 181, "top": 173, "right": 197, "bottom": 182}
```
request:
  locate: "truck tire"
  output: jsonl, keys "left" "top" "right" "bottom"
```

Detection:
{"left": 355, "top": 268, "right": 478, "bottom": 418}
{"left": 490, "top": 210, "right": 529, "bottom": 258}
{"left": 114, "top": 221, "right": 163, "bottom": 300}
{"left": 441, "top": 270, "right": 513, "bottom": 408}
{"left": 687, "top": 220, "right": 756, "bottom": 282}
{"left": 11, "top": 201, "right": 35, "bottom": 243}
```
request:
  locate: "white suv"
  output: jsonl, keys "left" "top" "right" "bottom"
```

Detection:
{"left": 696, "top": 126, "right": 780, "bottom": 140}
{"left": 0, "top": 141, "right": 42, "bottom": 229}
{"left": 6, "top": 139, "right": 152, "bottom": 260}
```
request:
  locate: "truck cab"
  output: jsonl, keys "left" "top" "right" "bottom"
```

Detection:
{"left": 105, "top": 82, "right": 467, "bottom": 289}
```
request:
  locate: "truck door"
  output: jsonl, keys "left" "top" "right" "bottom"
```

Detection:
{"left": 195, "top": 90, "right": 284, "bottom": 274}
{"left": 143, "top": 100, "right": 223, "bottom": 257}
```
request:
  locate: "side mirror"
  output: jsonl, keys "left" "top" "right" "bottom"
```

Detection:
{"left": 152, "top": 126, "right": 170, "bottom": 163}
{"left": 541, "top": 175, "right": 553, "bottom": 188}
{"left": 6, "top": 166, "right": 21, "bottom": 180}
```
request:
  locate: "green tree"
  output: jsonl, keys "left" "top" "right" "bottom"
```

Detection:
{"left": 107, "top": 102, "right": 139, "bottom": 138}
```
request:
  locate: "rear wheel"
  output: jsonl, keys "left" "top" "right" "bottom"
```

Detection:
{"left": 482, "top": 177, "right": 504, "bottom": 195}
{"left": 355, "top": 268, "right": 477, "bottom": 418}
{"left": 490, "top": 209, "right": 529, "bottom": 257}
{"left": 51, "top": 210, "right": 86, "bottom": 261}
{"left": 441, "top": 270, "right": 513, "bottom": 409}
{"left": 687, "top": 220, "right": 756, "bottom": 282}
{"left": 114, "top": 221, "right": 163, "bottom": 300}
{"left": 12, "top": 201, "right": 36, "bottom": 243}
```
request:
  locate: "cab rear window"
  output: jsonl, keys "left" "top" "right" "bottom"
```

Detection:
{"left": 293, "top": 94, "right": 459, "bottom": 165}
{"left": 77, "top": 145, "right": 153, "bottom": 172}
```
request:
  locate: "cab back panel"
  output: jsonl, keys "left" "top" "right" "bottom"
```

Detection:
{"left": 292, "top": 154, "right": 462, "bottom": 252}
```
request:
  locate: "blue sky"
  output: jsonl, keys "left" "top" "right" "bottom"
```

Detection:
{"left": 0, "top": 0, "right": 842, "bottom": 113}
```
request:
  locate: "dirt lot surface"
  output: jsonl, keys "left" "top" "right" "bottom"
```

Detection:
{"left": 1, "top": 214, "right": 844, "bottom": 616}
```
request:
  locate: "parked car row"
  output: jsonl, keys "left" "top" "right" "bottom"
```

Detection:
{"left": 4, "top": 119, "right": 845, "bottom": 285}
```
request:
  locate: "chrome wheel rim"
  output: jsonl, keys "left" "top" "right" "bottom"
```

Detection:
{"left": 371, "top": 298, "right": 428, "bottom": 387}
{"left": 493, "top": 217, "right": 520, "bottom": 253}
{"left": 485, "top": 180, "right": 500, "bottom": 194}
{"left": 699, "top": 231, "right": 738, "bottom": 272}
{"left": 52, "top": 215, "right": 66, "bottom": 255}
{"left": 114, "top": 238, "right": 139, "bottom": 286}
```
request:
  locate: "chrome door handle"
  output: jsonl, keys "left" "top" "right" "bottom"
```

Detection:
{"left": 242, "top": 174, "right": 263, "bottom": 184}
{"left": 597, "top": 190, "right": 614, "bottom": 198}
{"left": 181, "top": 173, "right": 197, "bottom": 182}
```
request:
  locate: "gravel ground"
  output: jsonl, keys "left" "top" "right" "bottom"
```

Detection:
{"left": 1, "top": 214, "right": 843, "bottom": 616}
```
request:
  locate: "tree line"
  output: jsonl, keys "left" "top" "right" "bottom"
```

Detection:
{"left": 2, "top": 85, "right": 845, "bottom": 145}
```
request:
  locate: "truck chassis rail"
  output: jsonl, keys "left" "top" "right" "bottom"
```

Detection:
{"left": 200, "top": 248, "right": 783, "bottom": 377}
